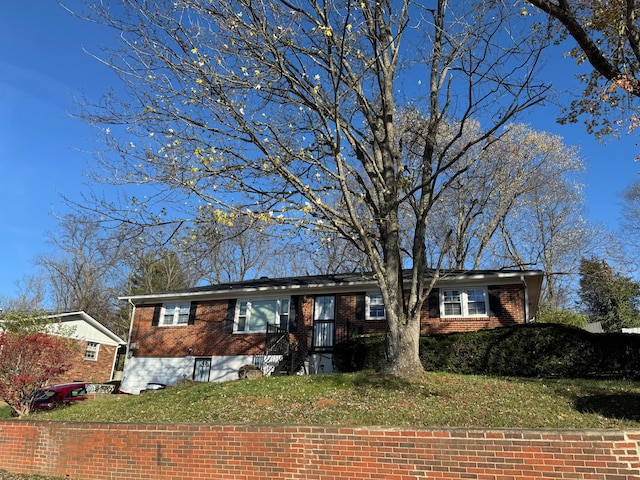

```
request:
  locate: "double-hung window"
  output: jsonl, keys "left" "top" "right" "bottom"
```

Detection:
{"left": 366, "top": 292, "right": 386, "bottom": 320}
{"left": 441, "top": 288, "right": 488, "bottom": 317}
{"left": 235, "top": 297, "right": 290, "bottom": 333}
{"left": 161, "top": 303, "right": 191, "bottom": 326}
{"left": 84, "top": 342, "right": 99, "bottom": 361}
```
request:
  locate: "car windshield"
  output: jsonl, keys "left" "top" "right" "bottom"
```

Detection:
{"left": 34, "top": 389, "right": 57, "bottom": 401}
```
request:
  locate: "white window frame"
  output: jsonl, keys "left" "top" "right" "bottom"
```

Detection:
{"left": 84, "top": 341, "right": 99, "bottom": 361}
{"left": 234, "top": 297, "right": 290, "bottom": 334}
{"left": 160, "top": 303, "right": 191, "bottom": 326}
{"left": 366, "top": 292, "right": 386, "bottom": 320}
{"left": 440, "top": 287, "right": 488, "bottom": 318}
{"left": 314, "top": 295, "right": 335, "bottom": 321}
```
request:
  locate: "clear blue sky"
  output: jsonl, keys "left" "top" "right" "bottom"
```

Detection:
{"left": 0, "top": 2, "right": 117, "bottom": 301}
{"left": 0, "top": 2, "right": 638, "bottom": 302}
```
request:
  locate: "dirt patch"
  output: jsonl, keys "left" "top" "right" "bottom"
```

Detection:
{"left": 314, "top": 398, "right": 338, "bottom": 409}
{"left": 256, "top": 398, "right": 275, "bottom": 407}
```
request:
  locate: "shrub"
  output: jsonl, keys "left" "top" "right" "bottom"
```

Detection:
{"left": 337, "top": 324, "right": 640, "bottom": 380}
{"left": 536, "top": 308, "right": 588, "bottom": 329}
{"left": 332, "top": 335, "right": 386, "bottom": 373}
{"left": 419, "top": 331, "right": 496, "bottom": 374}
{"left": 482, "top": 324, "right": 595, "bottom": 378}
{"left": 0, "top": 331, "right": 73, "bottom": 417}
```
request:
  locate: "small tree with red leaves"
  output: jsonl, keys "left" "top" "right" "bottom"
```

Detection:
{"left": 0, "top": 330, "right": 73, "bottom": 417}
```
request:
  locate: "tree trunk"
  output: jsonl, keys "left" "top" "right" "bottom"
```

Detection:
{"left": 378, "top": 252, "right": 424, "bottom": 378}
{"left": 384, "top": 308, "right": 423, "bottom": 378}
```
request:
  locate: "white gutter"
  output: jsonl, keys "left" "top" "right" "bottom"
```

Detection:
{"left": 119, "top": 270, "right": 544, "bottom": 304}
{"left": 118, "top": 279, "right": 381, "bottom": 303}
{"left": 521, "top": 275, "right": 531, "bottom": 323}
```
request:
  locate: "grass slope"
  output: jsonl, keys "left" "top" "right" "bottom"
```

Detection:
{"left": 4, "top": 371, "right": 640, "bottom": 429}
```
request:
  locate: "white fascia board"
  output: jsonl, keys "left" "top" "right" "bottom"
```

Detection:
{"left": 52, "top": 311, "right": 126, "bottom": 345}
{"left": 118, "top": 279, "right": 381, "bottom": 304}
{"left": 119, "top": 271, "right": 543, "bottom": 305}
{"left": 436, "top": 271, "right": 543, "bottom": 287}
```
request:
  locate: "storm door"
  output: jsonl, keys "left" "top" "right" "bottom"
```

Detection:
{"left": 313, "top": 295, "right": 335, "bottom": 349}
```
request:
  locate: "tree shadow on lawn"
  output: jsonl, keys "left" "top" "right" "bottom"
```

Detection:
{"left": 574, "top": 393, "right": 640, "bottom": 422}
{"left": 331, "top": 370, "right": 447, "bottom": 399}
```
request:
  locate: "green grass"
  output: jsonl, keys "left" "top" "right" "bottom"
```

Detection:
{"left": 13, "top": 371, "right": 640, "bottom": 429}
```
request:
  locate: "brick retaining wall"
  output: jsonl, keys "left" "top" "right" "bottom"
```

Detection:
{"left": 1, "top": 422, "right": 639, "bottom": 479}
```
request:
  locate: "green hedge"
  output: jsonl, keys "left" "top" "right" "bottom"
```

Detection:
{"left": 332, "top": 334, "right": 386, "bottom": 373}
{"left": 332, "top": 324, "right": 640, "bottom": 379}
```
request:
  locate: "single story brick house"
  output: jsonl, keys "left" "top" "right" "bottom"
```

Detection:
{"left": 46, "top": 312, "right": 127, "bottom": 384}
{"left": 0, "top": 311, "right": 126, "bottom": 384}
{"left": 118, "top": 269, "right": 543, "bottom": 393}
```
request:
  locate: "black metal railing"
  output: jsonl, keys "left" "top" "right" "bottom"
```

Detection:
{"left": 265, "top": 324, "right": 290, "bottom": 355}
{"left": 262, "top": 323, "right": 307, "bottom": 376}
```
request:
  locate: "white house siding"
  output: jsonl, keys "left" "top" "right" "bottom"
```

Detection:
{"left": 120, "top": 355, "right": 255, "bottom": 394}
{"left": 53, "top": 319, "right": 122, "bottom": 346}
{"left": 622, "top": 327, "right": 640, "bottom": 334}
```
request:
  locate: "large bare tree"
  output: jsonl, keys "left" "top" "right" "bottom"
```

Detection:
{"left": 620, "top": 178, "right": 640, "bottom": 268}
{"left": 70, "top": 0, "right": 550, "bottom": 377}
{"left": 428, "top": 124, "right": 583, "bottom": 270}
{"left": 427, "top": 123, "right": 603, "bottom": 309}
{"left": 36, "top": 214, "right": 127, "bottom": 335}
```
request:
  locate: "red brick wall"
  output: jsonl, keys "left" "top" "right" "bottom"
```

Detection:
{"left": 54, "top": 339, "right": 117, "bottom": 384}
{"left": 0, "top": 421, "right": 638, "bottom": 480}
{"left": 131, "top": 285, "right": 528, "bottom": 358}
{"left": 419, "top": 285, "right": 525, "bottom": 335}
{"left": 330, "top": 285, "right": 527, "bottom": 339}
{"left": 132, "top": 301, "right": 265, "bottom": 358}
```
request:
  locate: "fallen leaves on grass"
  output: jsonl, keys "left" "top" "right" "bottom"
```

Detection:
{"left": 24, "top": 371, "right": 640, "bottom": 429}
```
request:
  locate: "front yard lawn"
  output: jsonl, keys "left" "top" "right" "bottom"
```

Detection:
{"left": 17, "top": 371, "right": 640, "bottom": 429}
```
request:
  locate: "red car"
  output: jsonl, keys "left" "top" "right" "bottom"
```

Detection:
{"left": 32, "top": 383, "right": 89, "bottom": 411}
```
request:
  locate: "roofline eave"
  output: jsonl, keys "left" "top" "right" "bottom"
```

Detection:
{"left": 119, "top": 270, "right": 544, "bottom": 304}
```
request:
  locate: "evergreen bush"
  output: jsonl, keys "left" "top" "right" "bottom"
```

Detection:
{"left": 333, "top": 324, "right": 640, "bottom": 379}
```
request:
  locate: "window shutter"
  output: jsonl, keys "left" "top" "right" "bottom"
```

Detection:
{"left": 488, "top": 287, "right": 502, "bottom": 318}
{"left": 225, "top": 299, "right": 237, "bottom": 334}
{"left": 355, "top": 293, "right": 365, "bottom": 320}
{"left": 289, "top": 296, "right": 298, "bottom": 332}
{"left": 151, "top": 304, "right": 162, "bottom": 326}
{"left": 428, "top": 289, "right": 440, "bottom": 318}
{"left": 188, "top": 302, "right": 198, "bottom": 325}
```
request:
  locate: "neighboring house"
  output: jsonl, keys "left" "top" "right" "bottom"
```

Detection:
{"left": 585, "top": 323, "right": 640, "bottom": 334}
{"left": 119, "top": 269, "right": 543, "bottom": 394}
{"left": 46, "top": 312, "right": 127, "bottom": 384}
{"left": 585, "top": 322, "right": 604, "bottom": 333}
{"left": 0, "top": 311, "right": 126, "bottom": 385}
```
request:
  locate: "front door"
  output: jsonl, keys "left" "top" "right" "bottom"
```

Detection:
{"left": 193, "top": 357, "right": 212, "bottom": 382}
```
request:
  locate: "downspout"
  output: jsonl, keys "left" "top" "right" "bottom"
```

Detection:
{"left": 118, "top": 299, "right": 137, "bottom": 387}
{"left": 126, "top": 299, "right": 136, "bottom": 356}
{"left": 520, "top": 275, "right": 530, "bottom": 323}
